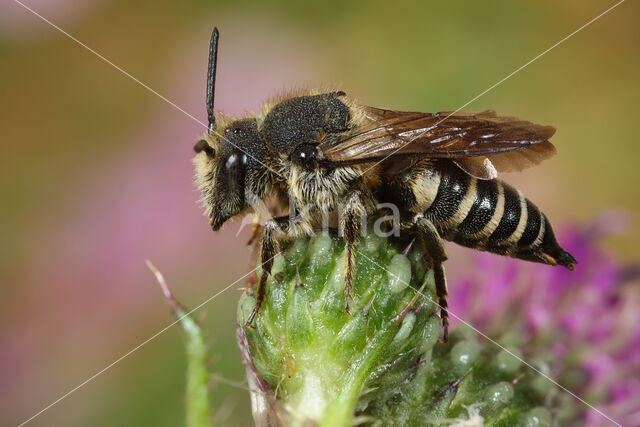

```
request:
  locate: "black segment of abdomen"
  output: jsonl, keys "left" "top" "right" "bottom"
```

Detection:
{"left": 456, "top": 179, "right": 498, "bottom": 236}
{"left": 516, "top": 213, "right": 576, "bottom": 268}
{"left": 377, "top": 178, "right": 417, "bottom": 212}
{"left": 517, "top": 200, "right": 541, "bottom": 248}
{"left": 425, "top": 163, "right": 470, "bottom": 227}
{"left": 488, "top": 184, "right": 521, "bottom": 243}
{"left": 260, "top": 92, "right": 350, "bottom": 156}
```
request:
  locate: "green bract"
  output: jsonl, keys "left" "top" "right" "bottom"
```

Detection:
{"left": 237, "top": 231, "right": 554, "bottom": 426}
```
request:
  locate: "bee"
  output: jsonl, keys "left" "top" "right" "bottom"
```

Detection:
{"left": 193, "top": 28, "right": 576, "bottom": 341}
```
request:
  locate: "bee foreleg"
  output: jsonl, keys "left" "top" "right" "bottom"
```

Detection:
{"left": 247, "top": 214, "right": 262, "bottom": 246}
{"left": 246, "top": 215, "right": 290, "bottom": 327}
{"left": 412, "top": 214, "right": 450, "bottom": 343}
{"left": 341, "top": 191, "right": 365, "bottom": 314}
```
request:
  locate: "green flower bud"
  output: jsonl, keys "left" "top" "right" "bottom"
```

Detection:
{"left": 237, "top": 231, "right": 556, "bottom": 426}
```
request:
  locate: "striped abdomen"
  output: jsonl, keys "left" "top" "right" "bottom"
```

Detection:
{"left": 423, "top": 163, "right": 576, "bottom": 269}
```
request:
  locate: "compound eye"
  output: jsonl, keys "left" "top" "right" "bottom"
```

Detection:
{"left": 225, "top": 152, "right": 248, "bottom": 171}
{"left": 194, "top": 139, "right": 215, "bottom": 157}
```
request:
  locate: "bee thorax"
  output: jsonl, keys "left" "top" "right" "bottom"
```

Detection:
{"left": 289, "top": 165, "right": 363, "bottom": 220}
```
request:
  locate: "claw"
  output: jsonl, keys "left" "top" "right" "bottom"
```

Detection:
{"left": 342, "top": 301, "right": 351, "bottom": 315}
{"left": 440, "top": 318, "right": 449, "bottom": 343}
{"left": 438, "top": 296, "right": 449, "bottom": 343}
{"left": 246, "top": 307, "right": 259, "bottom": 327}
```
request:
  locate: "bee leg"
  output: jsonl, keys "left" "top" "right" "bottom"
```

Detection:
{"left": 412, "top": 214, "right": 450, "bottom": 343}
{"left": 246, "top": 215, "right": 290, "bottom": 327}
{"left": 246, "top": 213, "right": 262, "bottom": 248}
{"left": 341, "top": 191, "right": 364, "bottom": 314}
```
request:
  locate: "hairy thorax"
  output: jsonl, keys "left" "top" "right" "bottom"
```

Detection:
{"left": 287, "top": 162, "right": 365, "bottom": 228}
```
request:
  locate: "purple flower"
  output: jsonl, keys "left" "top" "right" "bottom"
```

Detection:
{"left": 449, "top": 212, "right": 640, "bottom": 425}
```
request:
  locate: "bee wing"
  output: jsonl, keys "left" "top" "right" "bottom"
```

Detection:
{"left": 317, "top": 106, "right": 557, "bottom": 178}
{"left": 452, "top": 140, "right": 557, "bottom": 179}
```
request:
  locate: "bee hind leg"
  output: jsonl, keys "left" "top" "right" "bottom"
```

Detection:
{"left": 246, "top": 215, "right": 290, "bottom": 327}
{"left": 341, "top": 191, "right": 365, "bottom": 314}
{"left": 412, "top": 214, "right": 450, "bottom": 343}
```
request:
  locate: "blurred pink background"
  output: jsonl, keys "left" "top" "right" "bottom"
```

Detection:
{"left": 1, "top": 1, "right": 638, "bottom": 425}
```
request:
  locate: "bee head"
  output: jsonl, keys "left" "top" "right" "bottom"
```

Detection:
{"left": 193, "top": 27, "right": 268, "bottom": 231}
{"left": 193, "top": 118, "right": 266, "bottom": 231}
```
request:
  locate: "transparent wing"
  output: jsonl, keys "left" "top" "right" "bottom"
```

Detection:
{"left": 317, "top": 106, "right": 557, "bottom": 177}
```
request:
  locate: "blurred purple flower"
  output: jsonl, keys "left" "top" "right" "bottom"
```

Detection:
{"left": 449, "top": 211, "right": 640, "bottom": 425}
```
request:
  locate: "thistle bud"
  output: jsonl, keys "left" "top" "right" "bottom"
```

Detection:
{"left": 237, "top": 231, "right": 554, "bottom": 426}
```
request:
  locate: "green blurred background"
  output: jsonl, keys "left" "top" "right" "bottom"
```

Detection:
{"left": 1, "top": 1, "right": 638, "bottom": 425}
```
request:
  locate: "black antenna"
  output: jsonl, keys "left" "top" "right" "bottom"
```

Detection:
{"left": 206, "top": 27, "right": 219, "bottom": 134}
